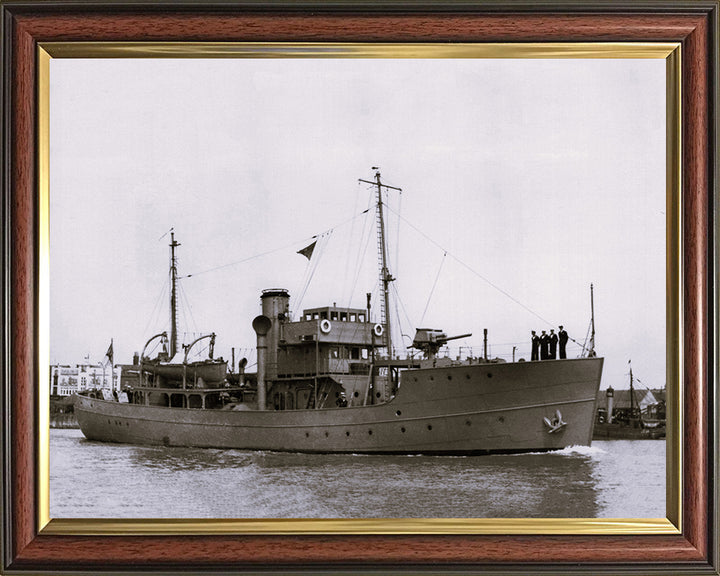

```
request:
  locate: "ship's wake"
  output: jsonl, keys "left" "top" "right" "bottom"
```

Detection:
{"left": 550, "top": 444, "right": 607, "bottom": 457}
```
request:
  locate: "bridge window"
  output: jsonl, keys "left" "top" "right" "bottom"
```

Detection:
{"left": 350, "top": 347, "right": 360, "bottom": 360}
{"left": 340, "top": 312, "right": 348, "bottom": 321}
{"left": 320, "top": 311, "right": 328, "bottom": 319}
{"left": 361, "top": 348, "right": 369, "bottom": 360}
{"left": 350, "top": 313, "right": 357, "bottom": 322}
{"left": 305, "top": 313, "right": 312, "bottom": 321}
{"left": 331, "top": 311, "right": 338, "bottom": 321}
{"left": 358, "top": 314, "right": 365, "bottom": 322}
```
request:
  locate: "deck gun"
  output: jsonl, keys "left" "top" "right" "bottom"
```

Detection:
{"left": 411, "top": 329, "right": 472, "bottom": 360}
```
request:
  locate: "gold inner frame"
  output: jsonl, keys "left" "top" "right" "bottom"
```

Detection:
{"left": 37, "top": 42, "right": 682, "bottom": 536}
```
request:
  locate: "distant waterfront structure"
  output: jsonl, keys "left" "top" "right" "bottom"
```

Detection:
{"left": 50, "top": 362, "right": 121, "bottom": 396}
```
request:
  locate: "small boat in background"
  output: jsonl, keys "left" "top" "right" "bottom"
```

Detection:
{"left": 593, "top": 362, "right": 665, "bottom": 440}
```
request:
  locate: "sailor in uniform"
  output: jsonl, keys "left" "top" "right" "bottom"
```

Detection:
{"left": 549, "top": 329, "right": 558, "bottom": 359}
{"left": 558, "top": 326, "right": 569, "bottom": 359}
{"left": 531, "top": 330, "right": 540, "bottom": 361}
{"left": 540, "top": 330, "right": 550, "bottom": 360}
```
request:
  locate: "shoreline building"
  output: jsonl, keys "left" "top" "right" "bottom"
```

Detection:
{"left": 50, "top": 362, "right": 122, "bottom": 396}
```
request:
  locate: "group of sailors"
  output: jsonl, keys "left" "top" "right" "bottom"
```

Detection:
{"left": 531, "top": 326, "right": 568, "bottom": 360}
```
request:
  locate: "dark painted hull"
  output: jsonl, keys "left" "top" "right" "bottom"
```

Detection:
{"left": 75, "top": 357, "right": 603, "bottom": 454}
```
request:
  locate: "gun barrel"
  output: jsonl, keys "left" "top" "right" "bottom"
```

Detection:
{"left": 444, "top": 333, "right": 473, "bottom": 342}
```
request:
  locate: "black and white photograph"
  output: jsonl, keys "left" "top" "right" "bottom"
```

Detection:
{"left": 48, "top": 54, "right": 666, "bottom": 520}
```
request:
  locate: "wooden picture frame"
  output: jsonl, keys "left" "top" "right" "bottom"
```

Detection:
{"left": 2, "top": 1, "right": 717, "bottom": 573}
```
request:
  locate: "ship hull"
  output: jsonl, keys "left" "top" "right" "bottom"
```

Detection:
{"left": 75, "top": 357, "right": 603, "bottom": 454}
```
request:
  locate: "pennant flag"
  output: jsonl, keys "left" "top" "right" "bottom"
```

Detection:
{"left": 297, "top": 240, "right": 317, "bottom": 261}
{"left": 104, "top": 340, "right": 114, "bottom": 365}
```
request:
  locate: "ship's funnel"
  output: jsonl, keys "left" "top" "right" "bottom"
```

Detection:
{"left": 260, "top": 289, "right": 289, "bottom": 381}
{"left": 253, "top": 315, "right": 272, "bottom": 410}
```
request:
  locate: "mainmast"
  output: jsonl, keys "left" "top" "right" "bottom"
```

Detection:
{"left": 629, "top": 360, "right": 636, "bottom": 416}
{"left": 359, "top": 168, "right": 402, "bottom": 357}
{"left": 169, "top": 230, "right": 180, "bottom": 358}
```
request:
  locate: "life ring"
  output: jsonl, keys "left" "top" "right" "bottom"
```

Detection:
{"left": 320, "top": 319, "right": 332, "bottom": 334}
{"left": 373, "top": 323, "right": 384, "bottom": 337}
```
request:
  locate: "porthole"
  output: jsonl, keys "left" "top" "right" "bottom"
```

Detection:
{"left": 447, "top": 374, "right": 452, "bottom": 380}
{"left": 353, "top": 391, "right": 359, "bottom": 397}
{"left": 498, "top": 416, "right": 505, "bottom": 423}
{"left": 305, "top": 432, "right": 309, "bottom": 438}
{"left": 487, "top": 373, "right": 493, "bottom": 378}
{"left": 368, "top": 430, "right": 373, "bottom": 435}
{"left": 413, "top": 377, "right": 418, "bottom": 382}
{"left": 466, "top": 374, "right": 471, "bottom": 379}
{"left": 325, "top": 431, "right": 329, "bottom": 437}
{"left": 430, "top": 376, "right": 434, "bottom": 381}
{"left": 427, "top": 424, "right": 433, "bottom": 431}
{"left": 465, "top": 420, "right": 472, "bottom": 426}
{"left": 346, "top": 431, "right": 350, "bottom": 436}
{"left": 376, "top": 392, "right": 381, "bottom": 398}
{"left": 396, "top": 410, "right": 402, "bottom": 416}
{"left": 401, "top": 427, "right": 406, "bottom": 433}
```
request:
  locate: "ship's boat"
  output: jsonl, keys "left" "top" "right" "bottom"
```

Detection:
{"left": 75, "top": 171, "right": 604, "bottom": 454}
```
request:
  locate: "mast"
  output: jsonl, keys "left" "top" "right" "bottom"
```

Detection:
{"left": 629, "top": 361, "right": 636, "bottom": 416}
{"left": 358, "top": 168, "right": 402, "bottom": 357}
{"left": 589, "top": 283, "right": 596, "bottom": 356}
{"left": 169, "top": 230, "right": 180, "bottom": 359}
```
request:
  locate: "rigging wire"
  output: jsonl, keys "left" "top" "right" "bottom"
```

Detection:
{"left": 341, "top": 184, "right": 363, "bottom": 307}
{"left": 345, "top": 212, "right": 375, "bottom": 310}
{"left": 582, "top": 320, "right": 592, "bottom": 355}
{"left": 178, "top": 280, "right": 199, "bottom": 336}
{"left": 158, "top": 228, "right": 174, "bottom": 242}
{"left": 384, "top": 203, "right": 555, "bottom": 327}
{"left": 419, "top": 251, "right": 447, "bottom": 326}
{"left": 142, "top": 278, "right": 169, "bottom": 339}
{"left": 294, "top": 231, "right": 333, "bottom": 313}
{"left": 390, "top": 281, "right": 414, "bottom": 356}
{"left": 393, "top": 188, "right": 402, "bottom": 285}
{"left": 180, "top": 209, "right": 369, "bottom": 280}
{"left": 344, "top": 192, "right": 375, "bottom": 308}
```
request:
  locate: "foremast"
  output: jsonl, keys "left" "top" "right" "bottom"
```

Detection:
{"left": 359, "top": 168, "right": 401, "bottom": 357}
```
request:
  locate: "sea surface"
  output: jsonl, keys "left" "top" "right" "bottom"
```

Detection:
{"left": 50, "top": 429, "right": 665, "bottom": 519}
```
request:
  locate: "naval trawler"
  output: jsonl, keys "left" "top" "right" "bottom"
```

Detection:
{"left": 75, "top": 171, "right": 603, "bottom": 454}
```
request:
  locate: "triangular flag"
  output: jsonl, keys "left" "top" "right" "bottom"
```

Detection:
{"left": 104, "top": 340, "right": 114, "bottom": 365}
{"left": 297, "top": 240, "right": 317, "bottom": 261}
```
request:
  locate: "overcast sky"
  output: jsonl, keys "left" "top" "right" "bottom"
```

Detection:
{"left": 49, "top": 57, "right": 666, "bottom": 391}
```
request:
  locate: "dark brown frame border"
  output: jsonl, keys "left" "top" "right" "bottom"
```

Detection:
{"left": 1, "top": 1, "right": 717, "bottom": 573}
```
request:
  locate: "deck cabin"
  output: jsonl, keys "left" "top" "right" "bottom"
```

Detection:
{"left": 258, "top": 289, "right": 418, "bottom": 410}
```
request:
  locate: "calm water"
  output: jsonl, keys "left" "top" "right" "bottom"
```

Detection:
{"left": 50, "top": 429, "right": 665, "bottom": 519}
